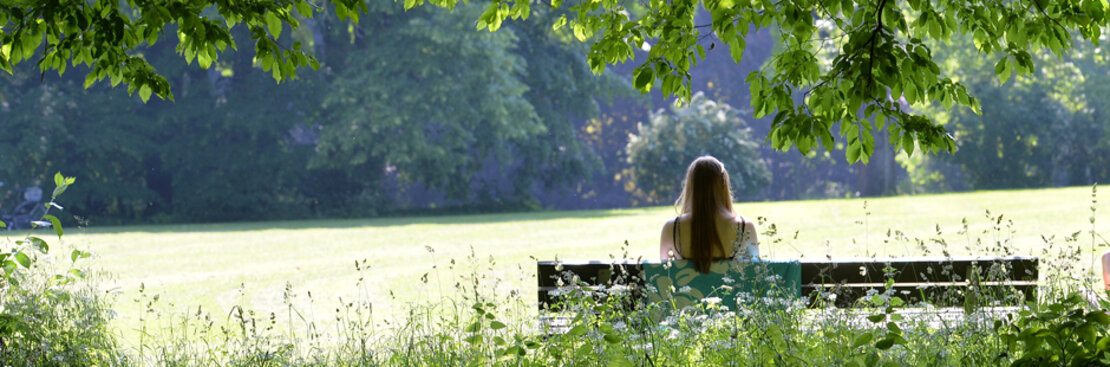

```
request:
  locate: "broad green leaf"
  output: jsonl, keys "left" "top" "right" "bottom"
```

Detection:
{"left": 84, "top": 72, "right": 97, "bottom": 88}
{"left": 43, "top": 214, "right": 63, "bottom": 238}
{"left": 139, "top": 85, "right": 153, "bottom": 102}
{"left": 296, "top": 2, "right": 314, "bottom": 17}
{"left": 264, "top": 12, "right": 283, "bottom": 38}
{"left": 633, "top": 67, "right": 654, "bottom": 91}
{"left": 14, "top": 251, "right": 31, "bottom": 268}
{"left": 875, "top": 337, "right": 895, "bottom": 350}
{"left": 603, "top": 333, "right": 622, "bottom": 344}
{"left": 903, "top": 133, "right": 915, "bottom": 156}
{"left": 995, "top": 57, "right": 1011, "bottom": 85}
{"left": 553, "top": 15, "right": 567, "bottom": 31}
{"left": 335, "top": 3, "right": 349, "bottom": 21}
{"left": 29, "top": 237, "right": 48, "bottom": 253}
{"left": 797, "top": 135, "right": 811, "bottom": 155}
{"left": 886, "top": 321, "right": 902, "bottom": 333}
{"left": 572, "top": 23, "right": 587, "bottom": 41}
{"left": 608, "top": 355, "right": 634, "bottom": 367}
{"left": 846, "top": 141, "right": 861, "bottom": 163}
{"left": 819, "top": 131, "right": 833, "bottom": 152}
{"left": 490, "top": 321, "right": 506, "bottom": 330}
{"left": 852, "top": 332, "right": 873, "bottom": 348}
{"left": 71, "top": 249, "right": 91, "bottom": 262}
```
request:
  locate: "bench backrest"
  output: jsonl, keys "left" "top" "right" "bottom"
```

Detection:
{"left": 800, "top": 256, "right": 1039, "bottom": 307}
{"left": 642, "top": 260, "right": 801, "bottom": 312}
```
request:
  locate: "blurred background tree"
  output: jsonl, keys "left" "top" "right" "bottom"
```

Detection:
{"left": 2, "top": 0, "right": 1110, "bottom": 225}
{"left": 625, "top": 93, "right": 770, "bottom": 204}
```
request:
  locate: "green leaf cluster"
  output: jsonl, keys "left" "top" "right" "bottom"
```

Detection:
{"left": 1, "top": 1, "right": 632, "bottom": 222}
{"left": 412, "top": 0, "right": 1110, "bottom": 163}
{"left": 7, "top": 0, "right": 1110, "bottom": 163}
{"left": 998, "top": 293, "right": 1110, "bottom": 366}
{"left": 1, "top": 172, "right": 82, "bottom": 285}
{"left": 0, "top": 0, "right": 368, "bottom": 101}
{"left": 903, "top": 30, "right": 1110, "bottom": 191}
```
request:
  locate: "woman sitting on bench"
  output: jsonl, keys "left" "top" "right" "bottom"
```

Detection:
{"left": 659, "top": 156, "right": 759, "bottom": 274}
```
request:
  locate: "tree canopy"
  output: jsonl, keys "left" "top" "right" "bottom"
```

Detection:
{"left": 0, "top": 0, "right": 634, "bottom": 223}
{"left": 3, "top": 0, "right": 1108, "bottom": 164}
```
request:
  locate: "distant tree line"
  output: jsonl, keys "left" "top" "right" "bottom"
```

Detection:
{"left": 1, "top": 1, "right": 1109, "bottom": 225}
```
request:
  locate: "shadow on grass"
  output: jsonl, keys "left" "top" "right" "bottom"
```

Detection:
{"left": 49, "top": 207, "right": 651, "bottom": 234}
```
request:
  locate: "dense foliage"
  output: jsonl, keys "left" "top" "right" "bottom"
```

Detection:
{"left": 902, "top": 33, "right": 1110, "bottom": 191}
{"left": 626, "top": 93, "right": 770, "bottom": 203}
{"left": 6, "top": 208, "right": 1103, "bottom": 366}
{"left": 0, "top": 0, "right": 632, "bottom": 223}
{"left": 5, "top": 0, "right": 1110, "bottom": 164}
{"left": 0, "top": 175, "right": 123, "bottom": 366}
{"left": 3, "top": 1, "right": 1110, "bottom": 223}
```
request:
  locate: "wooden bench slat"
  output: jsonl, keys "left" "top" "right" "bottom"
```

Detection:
{"left": 536, "top": 261, "right": 643, "bottom": 288}
{"left": 802, "top": 284, "right": 1037, "bottom": 308}
{"left": 800, "top": 256, "right": 1039, "bottom": 284}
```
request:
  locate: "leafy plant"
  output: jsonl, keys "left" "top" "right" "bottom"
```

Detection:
{"left": 999, "top": 294, "right": 1110, "bottom": 367}
{"left": 0, "top": 173, "right": 122, "bottom": 366}
{"left": 626, "top": 92, "right": 771, "bottom": 203}
{"left": 1, "top": 172, "right": 79, "bottom": 282}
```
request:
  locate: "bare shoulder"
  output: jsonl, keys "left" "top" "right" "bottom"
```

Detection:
{"left": 661, "top": 216, "right": 678, "bottom": 233}
{"left": 734, "top": 215, "right": 757, "bottom": 231}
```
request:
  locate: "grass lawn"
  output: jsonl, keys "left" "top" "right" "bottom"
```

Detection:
{"left": 27, "top": 186, "right": 1110, "bottom": 345}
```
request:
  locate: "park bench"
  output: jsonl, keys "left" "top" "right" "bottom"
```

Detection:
{"left": 536, "top": 256, "right": 1039, "bottom": 311}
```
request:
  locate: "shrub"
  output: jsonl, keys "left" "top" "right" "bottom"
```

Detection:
{"left": 626, "top": 92, "right": 771, "bottom": 204}
{"left": 0, "top": 266, "right": 126, "bottom": 367}
{"left": 0, "top": 173, "right": 125, "bottom": 366}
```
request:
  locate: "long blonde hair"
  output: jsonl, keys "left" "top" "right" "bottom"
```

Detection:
{"left": 675, "top": 156, "right": 735, "bottom": 273}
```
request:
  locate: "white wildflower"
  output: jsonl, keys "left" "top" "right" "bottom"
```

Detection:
{"left": 678, "top": 286, "right": 692, "bottom": 293}
{"left": 667, "top": 328, "right": 681, "bottom": 340}
{"left": 548, "top": 288, "right": 570, "bottom": 297}
{"left": 722, "top": 276, "right": 735, "bottom": 284}
{"left": 702, "top": 297, "right": 722, "bottom": 304}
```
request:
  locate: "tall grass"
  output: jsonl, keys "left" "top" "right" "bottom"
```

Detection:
{"left": 5, "top": 186, "right": 1110, "bottom": 366}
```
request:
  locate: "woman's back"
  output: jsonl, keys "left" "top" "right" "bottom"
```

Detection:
{"left": 659, "top": 156, "right": 759, "bottom": 273}
{"left": 663, "top": 213, "right": 758, "bottom": 260}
